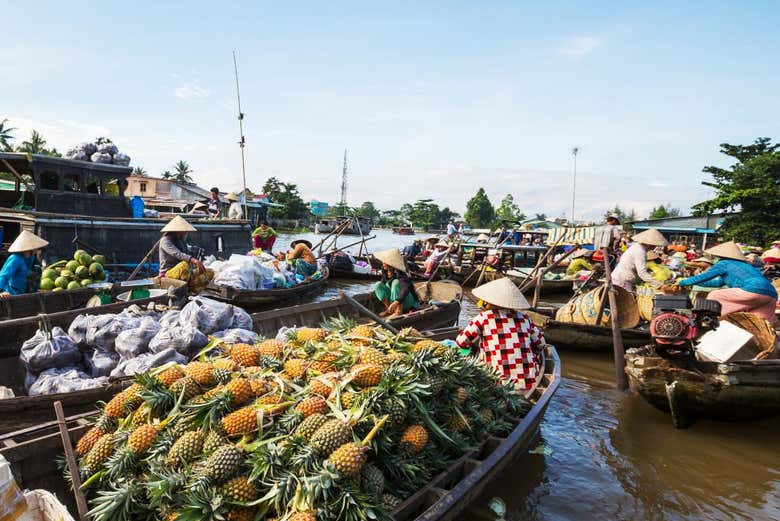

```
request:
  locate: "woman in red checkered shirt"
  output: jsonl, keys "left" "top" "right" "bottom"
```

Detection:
{"left": 456, "top": 278, "right": 545, "bottom": 393}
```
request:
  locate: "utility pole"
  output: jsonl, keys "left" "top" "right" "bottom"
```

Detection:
{"left": 570, "top": 146, "right": 579, "bottom": 225}
{"left": 233, "top": 51, "right": 249, "bottom": 218}
{"left": 340, "top": 149, "right": 348, "bottom": 215}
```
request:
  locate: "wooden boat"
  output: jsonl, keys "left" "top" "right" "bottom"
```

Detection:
{"left": 394, "top": 225, "right": 415, "bottom": 235}
{"left": 625, "top": 345, "right": 780, "bottom": 428}
{"left": 526, "top": 309, "right": 650, "bottom": 351}
{"left": 327, "top": 254, "right": 382, "bottom": 281}
{"left": 201, "top": 267, "right": 330, "bottom": 308}
{"left": 0, "top": 327, "right": 560, "bottom": 521}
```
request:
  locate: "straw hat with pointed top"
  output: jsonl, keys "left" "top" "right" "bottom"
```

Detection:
{"left": 192, "top": 202, "right": 207, "bottom": 210}
{"left": 631, "top": 228, "right": 668, "bottom": 246}
{"left": 434, "top": 241, "right": 450, "bottom": 248}
{"left": 472, "top": 277, "right": 530, "bottom": 310}
{"left": 762, "top": 247, "right": 780, "bottom": 259}
{"left": 161, "top": 215, "right": 197, "bottom": 233}
{"left": 476, "top": 233, "right": 490, "bottom": 243}
{"left": 705, "top": 241, "right": 747, "bottom": 261}
{"left": 570, "top": 248, "right": 592, "bottom": 259}
{"left": 691, "top": 256, "right": 714, "bottom": 264}
{"left": 225, "top": 192, "right": 240, "bottom": 202}
{"left": 9, "top": 230, "right": 49, "bottom": 253}
{"left": 373, "top": 248, "right": 407, "bottom": 273}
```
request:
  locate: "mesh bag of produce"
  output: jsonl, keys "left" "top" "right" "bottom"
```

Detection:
{"left": 112, "top": 153, "right": 131, "bottom": 166}
{"left": 115, "top": 316, "right": 162, "bottom": 359}
{"left": 159, "top": 309, "right": 181, "bottom": 327}
{"left": 230, "top": 306, "right": 253, "bottom": 330}
{"left": 90, "top": 152, "right": 113, "bottom": 164}
{"left": 20, "top": 327, "right": 82, "bottom": 373}
{"left": 110, "top": 348, "right": 188, "bottom": 378}
{"left": 148, "top": 324, "right": 208, "bottom": 355}
{"left": 28, "top": 368, "right": 108, "bottom": 396}
{"left": 213, "top": 328, "right": 258, "bottom": 344}
{"left": 79, "top": 142, "right": 97, "bottom": 156}
{"left": 83, "top": 348, "right": 120, "bottom": 378}
{"left": 179, "top": 296, "right": 234, "bottom": 334}
{"left": 85, "top": 315, "right": 142, "bottom": 352}
{"left": 66, "top": 149, "right": 89, "bottom": 161}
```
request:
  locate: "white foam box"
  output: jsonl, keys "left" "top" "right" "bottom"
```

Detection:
{"left": 695, "top": 321, "right": 759, "bottom": 363}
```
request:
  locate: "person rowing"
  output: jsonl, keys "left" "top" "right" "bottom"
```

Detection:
{"left": 0, "top": 231, "right": 49, "bottom": 298}
{"left": 373, "top": 248, "right": 419, "bottom": 317}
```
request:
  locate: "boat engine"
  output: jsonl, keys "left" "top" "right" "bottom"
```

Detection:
{"left": 649, "top": 294, "right": 721, "bottom": 355}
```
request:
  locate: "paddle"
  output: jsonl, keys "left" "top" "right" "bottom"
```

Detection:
{"left": 339, "top": 290, "right": 400, "bottom": 334}
{"left": 316, "top": 235, "right": 376, "bottom": 260}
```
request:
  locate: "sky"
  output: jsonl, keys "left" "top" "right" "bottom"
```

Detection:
{"left": 3, "top": 1, "right": 780, "bottom": 221}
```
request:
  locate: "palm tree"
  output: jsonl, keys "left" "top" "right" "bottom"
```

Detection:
{"left": 0, "top": 119, "right": 16, "bottom": 151}
{"left": 162, "top": 171, "right": 173, "bottom": 180}
{"left": 172, "top": 160, "right": 193, "bottom": 184}
{"left": 16, "top": 130, "right": 48, "bottom": 154}
{"left": 132, "top": 167, "right": 147, "bottom": 177}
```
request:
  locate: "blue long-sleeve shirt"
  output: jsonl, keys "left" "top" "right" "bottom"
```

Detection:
{"left": 0, "top": 253, "right": 34, "bottom": 295}
{"left": 678, "top": 259, "right": 777, "bottom": 298}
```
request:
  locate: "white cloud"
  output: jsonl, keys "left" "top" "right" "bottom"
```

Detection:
{"left": 8, "top": 116, "right": 110, "bottom": 152}
{"left": 649, "top": 180, "right": 670, "bottom": 188}
{"left": 558, "top": 36, "right": 603, "bottom": 58}
{"left": 174, "top": 83, "right": 210, "bottom": 100}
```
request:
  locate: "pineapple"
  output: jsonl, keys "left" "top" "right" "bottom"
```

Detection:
{"left": 296, "top": 327, "right": 327, "bottom": 343}
{"left": 327, "top": 442, "right": 368, "bottom": 476}
{"left": 412, "top": 339, "right": 446, "bottom": 355}
{"left": 169, "top": 376, "right": 201, "bottom": 402}
{"left": 295, "top": 396, "right": 327, "bottom": 418}
{"left": 361, "top": 463, "right": 385, "bottom": 498}
{"left": 310, "top": 419, "right": 353, "bottom": 455}
{"left": 221, "top": 406, "right": 258, "bottom": 437}
{"left": 349, "top": 324, "right": 374, "bottom": 340}
{"left": 230, "top": 343, "right": 260, "bottom": 367}
{"left": 185, "top": 361, "right": 216, "bottom": 387}
{"left": 225, "top": 378, "right": 254, "bottom": 406}
{"left": 257, "top": 339, "right": 284, "bottom": 358}
{"left": 382, "top": 494, "right": 403, "bottom": 510}
{"left": 294, "top": 413, "right": 328, "bottom": 441}
{"left": 480, "top": 408, "right": 494, "bottom": 423}
{"left": 157, "top": 366, "right": 185, "bottom": 388}
{"left": 308, "top": 374, "right": 337, "bottom": 397}
{"left": 194, "top": 444, "right": 243, "bottom": 486}
{"left": 220, "top": 475, "right": 259, "bottom": 502}
{"left": 213, "top": 358, "right": 238, "bottom": 372}
{"left": 340, "top": 391, "right": 359, "bottom": 409}
{"left": 289, "top": 514, "right": 317, "bottom": 521}
{"left": 449, "top": 413, "right": 470, "bottom": 433}
{"left": 83, "top": 433, "right": 115, "bottom": 474}
{"left": 310, "top": 352, "right": 339, "bottom": 373}
{"left": 351, "top": 364, "right": 382, "bottom": 388}
{"left": 75, "top": 425, "right": 108, "bottom": 456}
{"left": 359, "top": 346, "right": 387, "bottom": 367}
{"left": 203, "top": 430, "right": 229, "bottom": 453}
{"left": 386, "top": 350, "right": 406, "bottom": 364}
{"left": 283, "top": 358, "right": 308, "bottom": 380}
{"left": 226, "top": 507, "right": 256, "bottom": 521}
{"left": 167, "top": 430, "right": 204, "bottom": 467}
{"left": 249, "top": 379, "right": 268, "bottom": 397}
{"left": 400, "top": 425, "right": 428, "bottom": 455}
{"left": 104, "top": 384, "right": 142, "bottom": 419}
{"left": 388, "top": 400, "right": 407, "bottom": 426}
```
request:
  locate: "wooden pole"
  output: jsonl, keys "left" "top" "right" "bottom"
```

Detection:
{"left": 54, "top": 401, "right": 89, "bottom": 521}
{"left": 518, "top": 243, "right": 576, "bottom": 293}
{"left": 339, "top": 290, "right": 400, "bottom": 333}
{"left": 599, "top": 247, "right": 627, "bottom": 390}
{"left": 313, "top": 219, "right": 350, "bottom": 255}
{"left": 515, "top": 235, "right": 565, "bottom": 290}
{"left": 531, "top": 268, "right": 543, "bottom": 308}
{"left": 127, "top": 238, "right": 161, "bottom": 281}
{"left": 316, "top": 235, "right": 376, "bottom": 260}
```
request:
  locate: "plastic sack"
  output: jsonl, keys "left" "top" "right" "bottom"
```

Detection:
{"left": 148, "top": 324, "right": 208, "bottom": 356}
{"left": 90, "top": 152, "right": 113, "bottom": 164}
{"left": 97, "top": 142, "right": 118, "bottom": 155}
{"left": 84, "top": 349, "right": 120, "bottom": 378}
{"left": 213, "top": 328, "right": 258, "bottom": 344}
{"left": 27, "top": 368, "right": 108, "bottom": 396}
{"left": 179, "top": 296, "right": 234, "bottom": 334}
{"left": 159, "top": 309, "right": 181, "bottom": 327}
{"left": 66, "top": 150, "right": 88, "bottom": 161}
{"left": 143, "top": 208, "right": 160, "bottom": 218}
{"left": 231, "top": 306, "right": 253, "bottom": 330}
{"left": 115, "top": 317, "right": 162, "bottom": 359}
{"left": 68, "top": 313, "right": 117, "bottom": 346}
{"left": 79, "top": 142, "right": 98, "bottom": 156}
{"left": 110, "top": 348, "right": 188, "bottom": 379}
{"left": 20, "top": 327, "right": 82, "bottom": 373}
{"left": 86, "top": 315, "right": 142, "bottom": 352}
{"left": 112, "top": 153, "right": 131, "bottom": 166}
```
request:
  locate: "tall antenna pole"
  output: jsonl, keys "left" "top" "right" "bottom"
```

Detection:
{"left": 233, "top": 51, "right": 249, "bottom": 219}
{"left": 570, "top": 146, "right": 579, "bottom": 225}
{"left": 340, "top": 149, "right": 348, "bottom": 213}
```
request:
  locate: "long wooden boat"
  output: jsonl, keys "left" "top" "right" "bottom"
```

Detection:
{"left": 0, "top": 331, "right": 560, "bottom": 521}
{"left": 0, "top": 280, "right": 458, "bottom": 435}
{"left": 327, "top": 255, "right": 382, "bottom": 281}
{"left": 526, "top": 309, "right": 650, "bottom": 351}
{"left": 201, "top": 267, "right": 330, "bottom": 308}
{"left": 625, "top": 345, "right": 780, "bottom": 428}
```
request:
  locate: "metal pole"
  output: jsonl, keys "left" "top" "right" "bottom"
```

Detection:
{"left": 233, "top": 51, "right": 249, "bottom": 219}
{"left": 570, "top": 147, "right": 579, "bottom": 225}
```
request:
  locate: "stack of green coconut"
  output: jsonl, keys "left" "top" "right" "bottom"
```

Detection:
{"left": 40, "top": 250, "right": 107, "bottom": 291}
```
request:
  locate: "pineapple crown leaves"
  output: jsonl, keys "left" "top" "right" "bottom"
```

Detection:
{"left": 408, "top": 394, "right": 464, "bottom": 452}
{"left": 177, "top": 486, "right": 228, "bottom": 521}
{"left": 136, "top": 372, "right": 175, "bottom": 414}
{"left": 87, "top": 478, "right": 150, "bottom": 521}
{"left": 326, "top": 480, "right": 386, "bottom": 521}
{"left": 145, "top": 464, "right": 188, "bottom": 510}
{"left": 182, "top": 392, "right": 236, "bottom": 431}
{"left": 193, "top": 336, "right": 225, "bottom": 361}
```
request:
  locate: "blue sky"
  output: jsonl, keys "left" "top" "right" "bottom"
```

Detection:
{"left": 3, "top": 1, "right": 779, "bottom": 220}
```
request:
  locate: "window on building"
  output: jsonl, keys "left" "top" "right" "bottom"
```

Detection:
{"left": 63, "top": 173, "right": 82, "bottom": 192}
{"left": 139, "top": 181, "right": 147, "bottom": 193}
{"left": 86, "top": 175, "right": 102, "bottom": 195}
{"left": 39, "top": 170, "right": 59, "bottom": 191}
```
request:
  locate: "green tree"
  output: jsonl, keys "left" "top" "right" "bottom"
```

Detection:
{"left": 356, "top": 201, "right": 381, "bottom": 222}
{"left": 0, "top": 119, "right": 16, "bottom": 151}
{"left": 262, "top": 177, "right": 308, "bottom": 219}
{"left": 464, "top": 188, "right": 495, "bottom": 227}
{"left": 161, "top": 170, "right": 173, "bottom": 180}
{"left": 379, "top": 209, "right": 402, "bottom": 226}
{"left": 648, "top": 204, "right": 681, "bottom": 219}
{"left": 494, "top": 194, "right": 525, "bottom": 224}
{"left": 15, "top": 130, "right": 61, "bottom": 156}
{"left": 439, "top": 207, "right": 460, "bottom": 226}
{"left": 171, "top": 161, "right": 193, "bottom": 184}
{"left": 405, "top": 199, "right": 441, "bottom": 229}
{"left": 693, "top": 137, "right": 780, "bottom": 245}
{"left": 131, "top": 167, "right": 147, "bottom": 177}
{"left": 534, "top": 213, "right": 547, "bottom": 221}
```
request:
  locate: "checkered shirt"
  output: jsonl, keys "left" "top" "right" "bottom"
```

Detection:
{"left": 455, "top": 309, "right": 544, "bottom": 390}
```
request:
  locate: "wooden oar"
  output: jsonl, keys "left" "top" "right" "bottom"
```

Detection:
{"left": 515, "top": 234, "right": 565, "bottom": 289}
{"left": 339, "top": 290, "right": 400, "bottom": 334}
{"left": 517, "top": 243, "right": 577, "bottom": 293}
{"left": 313, "top": 219, "right": 351, "bottom": 255}
{"left": 127, "top": 238, "right": 161, "bottom": 281}
{"left": 598, "top": 247, "right": 627, "bottom": 389}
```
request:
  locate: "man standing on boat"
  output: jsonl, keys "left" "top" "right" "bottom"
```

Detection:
{"left": 207, "top": 187, "right": 222, "bottom": 219}
{"left": 226, "top": 193, "right": 243, "bottom": 220}
{"left": 373, "top": 248, "right": 419, "bottom": 317}
{"left": 456, "top": 277, "right": 545, "bottom": 394}
{"left": 0, "top": 231, "right": 49, "bottom": 298}
{"left": 594, "top": 214, "right": 623, "bottom": 257}
{"left": 447, "top": 220, "right": 459, "bottom": 241}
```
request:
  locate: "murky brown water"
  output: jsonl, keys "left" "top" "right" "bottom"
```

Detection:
{"left": 279, "top": 230, "right": 780, "bottom": 520}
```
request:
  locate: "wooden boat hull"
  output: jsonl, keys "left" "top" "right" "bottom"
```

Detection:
{"left": 626, "top": 345, "right": 780, "bottom": 426}
{"left": 526, "top": 310, "right": 650, "bottom": 351}
{"left": 424, "top": 265, "right": 574, "bottom": 296}
{"left": 201, "top": 268, "right": 330, "bottom": 308}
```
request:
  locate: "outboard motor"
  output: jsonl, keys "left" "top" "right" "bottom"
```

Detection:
{"left": 649, "top": 294, "right": 721, "bottom": 356}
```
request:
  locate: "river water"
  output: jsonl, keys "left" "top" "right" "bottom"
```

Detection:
{"left": 276, "top": 229, "right": 780, "bottom": 521}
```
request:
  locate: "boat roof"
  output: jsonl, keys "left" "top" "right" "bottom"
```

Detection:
{"left": 0, "top": 152, "right": 133, "bottom": 175}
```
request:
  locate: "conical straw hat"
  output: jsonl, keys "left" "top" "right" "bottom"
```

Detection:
{"left": 471, "top": 277, "right": 530, "bottom": 310}
{"left": 225, "top": 192, "right": 240, "bottom": 201}
{"left": 8, "top": 230, "right": 49, "bottom": 253}
{"left": 476, "top": 233, "right": 490, "bottom": 243}
{"left": 373, "top": 248, "right": 407, "bottom": 273}
{"left": 192, "top": 202, "right": 207, "bottom": 210}
{"left": 161, "top": 215, "right": 197, "bottom": 233}
{"left": 705, "top": 241, "right": 746, "bottom": 261}
{"left": 632, "top": 228, "right": 668, "bottom": 246}
{"left": 645, "top": 251, "right": 660, "bottom": 261}
{"left": 570, "top": 248, "right": 591, "bottom": 259}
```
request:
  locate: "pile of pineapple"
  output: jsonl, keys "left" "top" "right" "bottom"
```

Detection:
{"left": 70, "top": 318, "right": 529, "bottom": 521}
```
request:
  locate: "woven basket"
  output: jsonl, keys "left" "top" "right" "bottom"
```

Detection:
{"left": 636, "top": 285, "right": 656, "bottom": 322}
{"left": 555, "top": 285, "right": 640, "bottom": 329}
{"left": 722, "top": 312, "right": 777, "bottom": 357}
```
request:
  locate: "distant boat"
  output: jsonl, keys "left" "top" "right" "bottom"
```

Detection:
{"left": 312, "top": 216, "right": 372, "bottom": 235}
{"left": 393, "top": 224, "right": 415, "bottom": 235}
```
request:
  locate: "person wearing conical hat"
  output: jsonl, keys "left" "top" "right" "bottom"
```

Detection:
{"left": 677, "top": 241, "right": 777, "bottom": 324}
{"left": 279, "top": 239, "right": 318, "bottom": 278}
{"left": 566, "top": 248, "right": 594, "bottom": 277}
{"left": 761, "top": 246, "right": 780, "bottom": 265}
{"left": 373, "top": 248, "right": 419, "bottom": 317}
{"left": 455, "top": 278, "right": 545, "bottom": 393}
{"left": 423, "top": 241, "right": 451, "bottom": 278}
{"left": 225, "top": 193, "right": 243, "bottom": 220}
{"left": 0, "top": 231, "right": 49, "bottom": 297}
{"left": 158, "top": 216, "right": 203, "bottom": 276}
{"left": 610, "top": 228, "right": 670, "bottom": 294}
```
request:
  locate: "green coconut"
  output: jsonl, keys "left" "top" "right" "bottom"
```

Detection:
{"left": 75, "top": 265, "right": 89, "bottom": 279}
{"left": 81, "top": 279, "right": 94, "bottom": 287}
{"left": 60, "top": 270, "right": 74, "bottom": 280}
{"left": 40, "top": 278, "right": 56, "bottom": 291}
{"left": 53, "top": 287, "right": 63, "bottom": 292}
{"left": 88, "top": 262, "right": 104, "bottom": 277}
{"left": 54, "top": 276, "right": 69, "bottom": 289}
{"left": 65, "top": 260, "right": 80, "bottom": 272}
{"left": 78, "top": 252, "right": 93, "bottom": 267}
{"left": 67, "top": 281, "right": 81, "bottom": 290}
{"left": 73, "top": 249, "right": 87, "bottom": 261}
{"left": 92, "top": 254, "right": 106, "bottom": 265}
{"left": 42, "top": 268, "right": 58, "bottom": 280}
